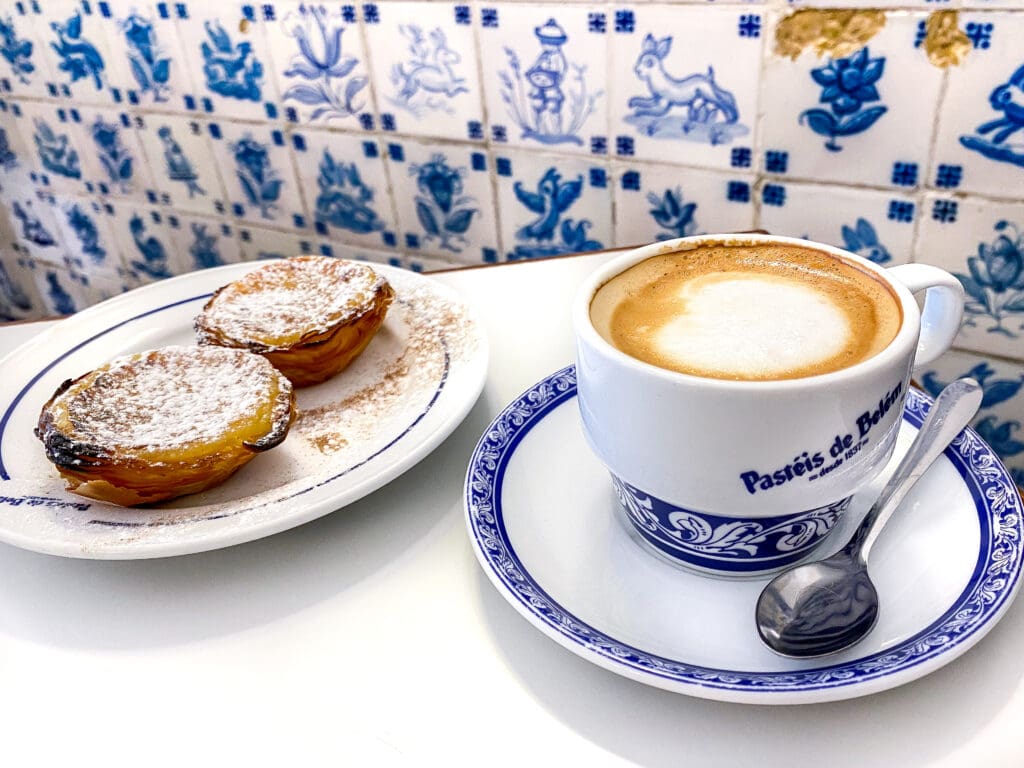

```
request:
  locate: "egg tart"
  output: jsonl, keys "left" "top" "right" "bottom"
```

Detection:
{"left": 35, "top": 346, "right": 295, "bottom": 507}
{"left": 195, "top": 256, "right": 394, "bottom": 387}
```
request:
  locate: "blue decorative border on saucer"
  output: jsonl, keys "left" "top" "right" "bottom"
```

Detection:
{"left": 465, "top": 365, "right": 1024, "bottom": 695}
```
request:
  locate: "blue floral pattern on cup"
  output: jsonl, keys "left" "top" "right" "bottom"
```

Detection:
{"left": 955, "top": 220, "right": 1024, "bottom": 338}
{"left": 801, "top": 48, "right": 887, "bottom": 152}
{"left": 612, "top": 475, "right": 849, "bottom": 573}
{"left": 282, "top": 5, "right": 366, "bottom": 121}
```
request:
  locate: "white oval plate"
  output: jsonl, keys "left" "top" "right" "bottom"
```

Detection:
{"left": 465, "top": 366, "right": 1024, "bottom": 704}
{"left": 0, "top": 262, "right": 488, "bottom": 559}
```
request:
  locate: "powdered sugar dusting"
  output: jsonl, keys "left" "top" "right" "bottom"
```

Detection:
{"left": 196, "top": 257, "right": 388, "bottom": 347}
{"left": 59, "top": 346, "right": 286, "bottom": 452}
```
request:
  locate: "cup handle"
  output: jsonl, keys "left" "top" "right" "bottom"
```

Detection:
{"left": 887, "top": 263, "right": 965, "bottom": 368}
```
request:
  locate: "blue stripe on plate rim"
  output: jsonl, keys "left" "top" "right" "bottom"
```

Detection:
{"left": 0, "top": 293, "right": 450, "bottom": 525}
{"left": 464, "top": 365, "right": 1024, "bottom": 695}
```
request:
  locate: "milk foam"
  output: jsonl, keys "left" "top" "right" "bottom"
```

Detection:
{"left": 652, "top": 273, "right": 852, "bottom": 377}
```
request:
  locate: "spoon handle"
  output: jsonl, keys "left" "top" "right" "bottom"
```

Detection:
{"left": 845, "top": 378, "right": 983, "bottom": 563}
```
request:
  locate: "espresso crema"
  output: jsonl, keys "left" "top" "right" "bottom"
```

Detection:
{"left": 590, "top": 243, "right": 902, "bottom": 381}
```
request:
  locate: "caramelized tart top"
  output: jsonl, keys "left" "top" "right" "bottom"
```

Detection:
{"left": 195, "top": 256, "right": 391, "bottom": 351}
{"left": 36, "top": 345, "right": 294, "bottom": 466}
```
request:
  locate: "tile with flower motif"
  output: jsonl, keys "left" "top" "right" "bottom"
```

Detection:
{"left": 73, "top": 105, "right": 156, "bottom": 201}
{"left": 207, "top": 120, "right": 305, "bottom": 228}
{"left": 917, "top": 349, "right": 1024, "bottom": 487}
{"left": 166, "top": 212, "right": 243, "bottom": 272}
{"left": 175, "top": 2, "right": 281, "bottom": 122}
{"left": 916, "top": 194, "right": 1024, "bottom": 359}
{"left": 608, "top": 6, "right": 763, "bottom": 172}
{"left": 97, "top": 0, "right": 197, "bottom": 112}
{"left": 363, "top": 2, "right": 484, "bottom": 143}
{"left": 32, "top": 264, "right": 86, "bottom": 315}
{"left": 46, "top": 194, "right": 125, "bottom": 280}
{"left": 612, "top": 162, "right": 754, "bottom": 247}
{"left": 757, "top": 181, "right": 917, "bottom": 267}
{"left": 263, "top": 3, "right": 372, "bottom": 129}
{"left": 0, "top": 3, "right": 56, "bottom": 99}
{"left": 931, "top": 13, "right": 1024, "bottom": 199}
{"left": 290, "top": 130, "right": 398, "bottom": 251}
{"left": 494, "top": 149, "right": 611, "bottom": 261}
{"left": 0, "top": 174, "right": 67, "bottom": 264}
{"left": 385, "top": 139, "right": 499, "bottom": 264}
{"left": 35, "top": 0, "right": 119, "bottom": 104}
{"left": 236, "top": 224, "right": 321, "bottom": 261}
{"left": 12, "top": 100, "right": 92, "bottom": 195}
{"left": 759, "top": 12, "right": 943, "bottom": 189}
{"left": 106, "top": 199, "right": 188, "bottom": 283}
{"left": 135, "top": 113, "right": 228, "bottom": 216}
{"left": 478, "top": 4, "right": 609, "bottom": 157}
{"left": 0, "top": 100, "right": 34, "bottom": 180}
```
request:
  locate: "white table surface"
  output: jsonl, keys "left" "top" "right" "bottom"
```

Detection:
{"left": 1, "top": 253, "right": 1022, "bottom": 767}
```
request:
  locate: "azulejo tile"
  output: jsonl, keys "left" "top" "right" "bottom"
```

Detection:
{"left": 166, "top": 212, "right": 243, "bottom": 271}
{"left": 0, "top": 100, "right": 34, "bottom": 181}
{"left": 35, "top": 0, "right": 118, "bottom": 104}
{"left": 106, "top": 199, "right": 187, "bottom": 282}
{"left": 385, "top": 138, "right": 499, "bottom": 263}
{"left": 325, "top": 242, "right": 406, "bottom": 266}
{"left": 612, "top": 162, "right": 755, "bottom": 247}
{"left": 916, "top": 193, "right": 1024, "bottom": 359}
{"left": 12, "top": 100, "right": 92, "bottom": 195}
{"left": 263, "top": 2, "right": 372, "bottom": 128}
{"left": 363, "top": 1, "right": 484, "bottom": 142}
{"left": 46, "top": 194, "right": 125, "bottom": 280}
{"left": 0, "top": 172, "right": 67, "bottom": 264}
{"left": 759, "top": 11, "right": 944, "bottom": 189}
{"left": 931, "top": 12, "right": 1024, "bottom": 199}
{"left": 757, "top": 181, "right": 918, "bottom": 266}
{"left": 399, "top": 253, "right": 459, "bottom": 273}
{"left": 74, "top": 105, "right": 157, "bottom": 200}
{"left": 207, "top": 120, "right": 305, "bottom": 228}
{"left": 0, "top": 3, "right": 56, "bottom": 100}
{"left": 609, "top": 6, "right": 763, "bottom": 172}
{"left": 236, "top": 224, "right": 322, "bottom": 260}
{"left": 32, "top": 263, "right": 86, "bottom": 316}
{"left": 97, "top": 0, "right": 197, "bottom": 111}
{"left": 290, "top": 129, "right": 398, "bottom": 251}
{"left": 478, "top": 4, "right": 609, "bottom": 157}
{"left": 135, "top": 113, "right": 228, "bottom": 216}
{"left": 493, "top": 148, "right": 611, "bottom": 260}
{"left": 175, "top": 2, "right": 281, "bottom": 121}
{"left": 917, "top": 348, "right": 1024, "bottom": 486}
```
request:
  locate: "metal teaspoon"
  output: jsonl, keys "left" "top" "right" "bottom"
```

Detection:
{"left": 755, "top": 377, "right": 984, "bottom": 659}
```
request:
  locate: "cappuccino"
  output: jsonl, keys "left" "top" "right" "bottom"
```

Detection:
{"left": 590, "top": 243, "right": 902, "bottom": 381}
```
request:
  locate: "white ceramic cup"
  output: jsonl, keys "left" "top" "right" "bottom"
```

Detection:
{"left": 573, "top": 234, "right": 965, "bottom": 577}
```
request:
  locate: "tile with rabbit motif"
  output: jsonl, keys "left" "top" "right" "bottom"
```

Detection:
{"left": 207, "top": 120, "right": 305, "bottom": 228}
{"left": 0, "top": 3, "right": 56, "bottom": 100}
{"left": 608, "top": 5, "right": 764, "bottom": 172}
{"left": 96, "top": 0, "right": 197, "bottom": 112}
{"left": 166, "top": 211, "right": 243, "bottom": 272}
{"left": 363, "top": 2, "right": 484, "bottom": 143}
{"left": 11, "top": 100, "right": 93, "bottom": 195}
{"left": 916, "top": 194, "right": 1024, "bottom": 359}
{"left": 493, "top": 149, "right": 611, "bottom": 261}
{"left": 759, "top": 11, "right": 944, "bottom": 189}
{"left": 236, "top": 224, "right": 322, "bottom": 261}
{"left": 73, "top": 105, "right": 157, "bottom": 200}
{"left": 135, "top": 113, "right": 228, "bottom": 216}
{"left": 917, "top": 349, "right": 1024, "bottom": 487}
{"left": 106, "top": 199, "right": 188, "bottom": 283}
{"left": 290, "top": 130, "right": 399, "bottom": 251}
{"left": 385, "top": 138, "right": 499, "bottom": 264}
{"left": 478, "top": 4, "right": 609, "bottom": 157}
{"left": 34, "top": 0, "right": 119, "bottom": 104}
{"left": 612, "top": 162, "right": 755, "bottom": 247}
{"left": 44, "top": 194, "right": 125, "bottom": 280}
{"left": 931, "top": 13, "right": 1024, "bottom": 199}
{"left": 175, "top": 2, "right": 281, "bottom": 122}
{"left": 263, "top": 2, "right": 373, "bottom": 129}
{"left": 757, "top": 181, "right": 918, "bottom": 266}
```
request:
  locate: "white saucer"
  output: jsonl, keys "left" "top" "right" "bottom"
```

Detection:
{"left": 464, "top": 366, "right": 1024, "bottom": 704}
{"left": 0, "top": 261, "right": 488, "bottom": 559}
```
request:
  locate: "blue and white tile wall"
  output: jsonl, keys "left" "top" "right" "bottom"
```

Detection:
{"left": 0, "top": 1, "right": 1023, "bottom": 478}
